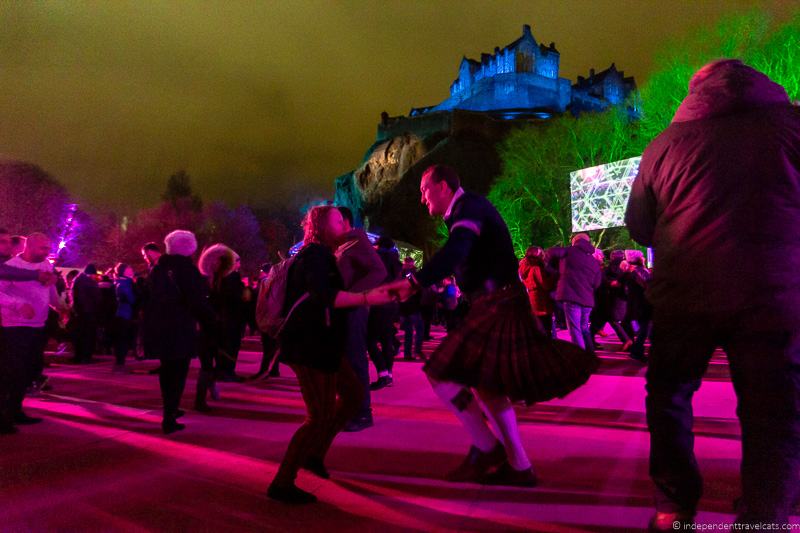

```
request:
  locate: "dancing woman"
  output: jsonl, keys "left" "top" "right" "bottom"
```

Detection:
{"left": 268, "top": 205, "right": 392, "bottom": 504}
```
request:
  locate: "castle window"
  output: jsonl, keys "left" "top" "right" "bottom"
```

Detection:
{"left": 515, "top": 52, "right": 533, "bottom": 73}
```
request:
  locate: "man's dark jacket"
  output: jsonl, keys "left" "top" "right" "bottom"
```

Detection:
{"left": 72, "top": 273, "right": 102, "bottom": 316}
{"left": 625, "top": 61, "right": 800, "bottom": 316}
{"left": 550, "top": 239, "right": 601, "bottom": 308}
{"left": 335, "top": 229, "right": 386, "bottom": 293}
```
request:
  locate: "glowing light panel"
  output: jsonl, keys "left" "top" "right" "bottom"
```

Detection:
{"left": 570, "top": 156, "right": 641, "bottom": 232}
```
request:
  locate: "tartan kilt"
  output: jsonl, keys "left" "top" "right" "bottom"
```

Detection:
{"left": 423, "top": 283, "right": 598, "bottom": 405}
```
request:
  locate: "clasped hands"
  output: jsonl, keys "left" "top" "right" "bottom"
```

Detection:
{"left": 363, "top": 278, "right": 417, "bottom": 306}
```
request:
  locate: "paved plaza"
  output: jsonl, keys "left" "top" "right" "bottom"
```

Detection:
{"left": 0, "top": 328, "right": 766, "bottom": 532}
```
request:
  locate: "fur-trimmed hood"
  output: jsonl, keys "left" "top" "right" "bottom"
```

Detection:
{"left": 198, "top": 243, "right": 236, "bottom": 278}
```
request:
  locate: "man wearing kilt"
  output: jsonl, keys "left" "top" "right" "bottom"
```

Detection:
{"left": 379, "top": 164, "right": 597, "bottom": 486}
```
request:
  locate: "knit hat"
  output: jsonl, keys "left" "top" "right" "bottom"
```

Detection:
{"left": 164, "top": 230, "right": 197, "bottom": 257}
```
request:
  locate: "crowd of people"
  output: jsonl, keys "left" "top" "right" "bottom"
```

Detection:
{"left": 0, "top": 60, "right": 798, "bottom": 529}
{"left": 519, "top": 241, "right": 653, "bottom": 361}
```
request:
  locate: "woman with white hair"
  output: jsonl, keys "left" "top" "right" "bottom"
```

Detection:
{"left": 143, "top": 230, "right": 215, "bottom": 434}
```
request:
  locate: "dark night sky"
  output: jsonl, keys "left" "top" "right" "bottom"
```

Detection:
{"left": 0, "top": 0, "right": 793, "bottom": 213}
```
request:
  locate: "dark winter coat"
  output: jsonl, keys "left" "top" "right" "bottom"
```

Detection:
{"left": 211, "top": 271, "right": 245, "bottom": 327}
{"left": 399, "top": 266, "right": 422, "bottom": 316}
{"left": 280, "top": 243, "right": 346, "bottom": 373}
{"left": 143, "top": 254, "right": 215, "bottom": 361}
{"left": 72, "top": 273, "right": 102, "bottom": 316}
{"left": 376, "top": 247, "right": 402, "bottom": 284}
{"left": 603, "top": 259, "right": 628, "bottom": 322}
{"left": 372, "top": 247, "right": 402, "bottom": 321}
{"left": 550, "top": 239, "right": 602, "bottom": 308}
{"left": 622, "top": 265, "right": 652, "bottom": 322}
{"left": 626, "top": 61, "right": 800, "bottom": 317}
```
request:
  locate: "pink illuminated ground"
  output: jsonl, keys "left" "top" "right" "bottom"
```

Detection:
{"left": 0, "top": 327, "right": 780, "bottom": 532}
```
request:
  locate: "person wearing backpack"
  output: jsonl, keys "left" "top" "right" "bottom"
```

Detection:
{"left": 267, "top": 205, "right": 394, "bottom": 505}
{"left": 143, "top": 230, "right": 215, "bottom": 434}
{"left": 251, "top": 263, "right": 281, "bottom": 380}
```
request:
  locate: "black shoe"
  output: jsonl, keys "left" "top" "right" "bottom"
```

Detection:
{"left": 13, "top": 413, "right": 43, "bottom": 425}
{"left": 267, "top": 483, "right": 318, "bottom": 504}
{"left": 445, "top": 442, "right": 506, "bottom": 482}
{"left": 303, "top": 457, "right": 330, "bottom": 479}
{"left": 34, "top": 372, "right": 53, "bottom": 390}
{"left": 209, "top": 382, "right": 221, "bottom": 401}
{"left": 112, "top": 364, "right": 130, "bottom": 374}
{"left": 479, "top": 461, "right": 538, "bottom": 487}
{"left": 344, "top": 415, "right": 374, "bottom": 432}
{"left": 0, "top": 422, "right": 18, "bottom": 435}
{"left": 162, "top": 419, "right": 185, "bottom": 434}
{"left": 369, "top": 376, "right": 393, "bottom": 391}
{"left": 194, "top": 401, "right": 212, "bottom": 413}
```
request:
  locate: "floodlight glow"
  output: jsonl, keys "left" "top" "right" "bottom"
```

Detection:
{"left": 570, "top": 156, "right": 641, "bottom": 232}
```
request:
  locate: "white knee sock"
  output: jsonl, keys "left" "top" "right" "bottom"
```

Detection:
{"left": 429, "top": 378, "right": 499, "bottom": 453}
{"left": 478, "top": 393, "right": 532, "bottom": 471}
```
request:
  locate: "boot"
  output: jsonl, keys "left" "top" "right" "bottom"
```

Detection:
{"left": 479, "top": 461, "right": 538, "bottom": 487}
{"left": 209, "top": 380, "right": 221, "bottom": 401}
{"left": 267, "top": 483, "right": 317, "bottom": 504}
{"left": 445, "top": 442, "right": 506, "bottom": 482}
{"left": 194, "top": 369, "right": 213, "bottom": 412}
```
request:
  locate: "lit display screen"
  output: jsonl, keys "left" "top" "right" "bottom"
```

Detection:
{"left": 570, "top": 156, "right": 641, "bottom": 232}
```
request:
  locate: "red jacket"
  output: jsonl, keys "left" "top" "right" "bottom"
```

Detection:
{"left": 519, "top": 258, "right": 554, "bottom": 316}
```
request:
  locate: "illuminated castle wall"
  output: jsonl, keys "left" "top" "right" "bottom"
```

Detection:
{"left": 408, "top": 24, "right": 635, "bottom": 118}
{"left": 572, "top": 63, "right": 637, "bottom": 112}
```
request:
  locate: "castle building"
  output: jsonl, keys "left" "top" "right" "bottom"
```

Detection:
{"left": 571, "top": 63, "right": 637, "bottom": 113}
{"left": 408, "top": 24, "right": 635, "bottom": 119}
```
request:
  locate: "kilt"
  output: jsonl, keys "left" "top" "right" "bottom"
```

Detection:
{"left": 423, "top": 282, "right": 598, "bottom": 405}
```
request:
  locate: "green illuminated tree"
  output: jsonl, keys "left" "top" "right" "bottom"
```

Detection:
{"left": 491, "top": 8, "right": 799, "bottom": 256}
{"left": 633, "top": 9, "right": 800, "bottom": 154}
{"left": 489, "top": 109, "right": 639, "bottom": 256}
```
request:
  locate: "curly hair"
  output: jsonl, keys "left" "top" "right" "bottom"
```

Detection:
{"left": 302, "top": 205, "right": 337, "bottom": 248}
